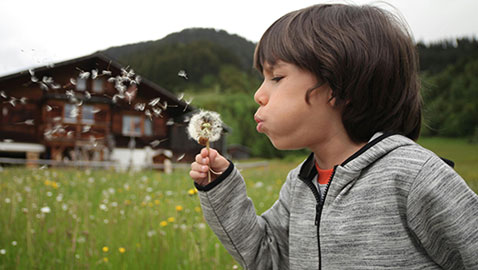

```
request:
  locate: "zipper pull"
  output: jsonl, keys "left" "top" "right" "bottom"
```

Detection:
{"left": 315, "top": 203, "right": 320, "bottom": 226}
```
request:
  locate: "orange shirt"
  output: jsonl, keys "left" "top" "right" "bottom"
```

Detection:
{"left": 315, "top": 162, "right": 334, "bottom": 185}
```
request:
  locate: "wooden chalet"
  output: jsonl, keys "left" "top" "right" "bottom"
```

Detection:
{"left": 0, "top": 53, "right": 226, "bottom": 168}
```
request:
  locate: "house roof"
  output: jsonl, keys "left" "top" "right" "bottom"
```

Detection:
{"left": 0, "top": 52, "right": 195, "bottom": 116}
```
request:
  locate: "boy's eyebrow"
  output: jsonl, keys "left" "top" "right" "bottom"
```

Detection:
{"left": 264, "top": 61, "right": 285, "bottom": 72}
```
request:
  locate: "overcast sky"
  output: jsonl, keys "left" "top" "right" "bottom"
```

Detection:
{"left": 0, "top": 0, "right": 476, "bottom": 76}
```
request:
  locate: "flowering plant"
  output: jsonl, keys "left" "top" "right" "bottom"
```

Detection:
{"left": 187, "top": 110, "right": 223, "bottom": 182}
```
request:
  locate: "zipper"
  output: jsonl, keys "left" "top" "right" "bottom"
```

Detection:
{"left": 299, "top": 165, "right": 337, "bottom": 270}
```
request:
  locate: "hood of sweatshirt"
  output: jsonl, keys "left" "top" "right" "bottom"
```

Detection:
{"left": 299, "top": 132, "right": 413, "bottom": 180}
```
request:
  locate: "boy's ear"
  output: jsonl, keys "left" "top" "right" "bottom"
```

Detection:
{"left": 326, "top": 86, "right": 337, "bottom": 106}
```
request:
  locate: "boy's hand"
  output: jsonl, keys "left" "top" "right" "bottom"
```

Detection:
{"left": 190, "top": 147, "right": 230, "bottom": 186}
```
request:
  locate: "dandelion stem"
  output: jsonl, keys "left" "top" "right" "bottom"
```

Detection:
{"left": 206, "top": 140, "right": 211, "bottom": 183}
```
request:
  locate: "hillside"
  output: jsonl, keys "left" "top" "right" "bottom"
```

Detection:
{"left": 101, "top": 28, "right": 258, "bottom": 92}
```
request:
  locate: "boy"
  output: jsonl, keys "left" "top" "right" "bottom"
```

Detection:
{"left": 190, "top": 4, "right": 478, "bottom": 269}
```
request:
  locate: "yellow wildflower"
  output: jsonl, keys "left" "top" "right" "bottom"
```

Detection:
{"left": 194, "top": 207, "right": 201, "bottom": 213}
{"left": 175, "top": 205, "right": 183, "bottom": 212}
{"left": 188, "top": 188, "right": 198, "bottom": 195}
{"left": 167, "top": 217, "right": 175, "bottom": 223}
{"left": 102, "top": 246, "right": 109, "bottom": 253}
{"left": 51, "top": 182, "right": 59, "bottom": 189}
{"left": 148, "top": 202, "right": 153, "bottom": 207}
{"left": 119, "top": 247, "right": 126, "bottom": 253}
{"left": 160, "top": 221, "right": 168, "bottom": 227}
{"left": 154, "top": 199, "right": 160, "bottom": 205}
{"left": 44, "top": 180, "right": 51, "bottom": 186}
{"left": 103, "top": 257, "right": 108, "bottom": 263}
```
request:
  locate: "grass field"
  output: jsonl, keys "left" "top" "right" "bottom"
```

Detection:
{"left": 0, "top": 137, "right": 476, "bottom": 269}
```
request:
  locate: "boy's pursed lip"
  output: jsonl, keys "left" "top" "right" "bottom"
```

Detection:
{"left": 254, "top": 115, "right": 264, "bottom": 132}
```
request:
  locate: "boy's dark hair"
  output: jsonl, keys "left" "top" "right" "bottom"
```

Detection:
{"left": 254, "top": 4, "right": 421, "bottom": 142}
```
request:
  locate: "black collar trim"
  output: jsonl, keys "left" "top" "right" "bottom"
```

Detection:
{"left": 298, "top": 132, "right": 397, "bottom": 180}
{"left": 341, "top": 132, "right": 396, "bottom": 167}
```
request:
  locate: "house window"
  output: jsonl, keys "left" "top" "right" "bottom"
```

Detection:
{"left": 64, "top": 104, "right": 78, "bottom": 123}
{"left": 144, "top": 118, "right": 152, "bottom": 136}
{"left": 93, "top": 79, "right": 103, "bottom": 93}
{"left": 82, "top": 105, "right": 95, "bottom": 124}
{"left": 122, "top": 115, "right": 141, "bottom": 136}
{"left": 76, "top": 77, "right": 87, "bottom": 91}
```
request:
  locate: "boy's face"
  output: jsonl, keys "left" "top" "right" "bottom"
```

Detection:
{"left": 254, "top": 61, "right": 343, "bottom": 151}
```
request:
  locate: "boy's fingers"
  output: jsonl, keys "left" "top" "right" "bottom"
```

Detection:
{"left": 195, "top": 154, "right": 207, "bottom": 165}
{"left": 191, "top": 162, "right": 208, "bottom": 173}
{"left": 200, "top": 147, "right": 209, "bottom": 157}
{"left": 189, "top": 170, "right": 207, "bottom": 181}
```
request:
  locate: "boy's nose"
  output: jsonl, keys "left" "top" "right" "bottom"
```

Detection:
{"left": 254, "top": 83, "right": 267, "bottom": 106}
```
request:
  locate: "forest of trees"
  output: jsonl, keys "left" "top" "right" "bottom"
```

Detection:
{"left": 102, "top": 29, "right": 478, "bottom": 157}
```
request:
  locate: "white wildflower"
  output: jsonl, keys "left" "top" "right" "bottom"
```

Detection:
{"left": 40, "top": 206, "right": 51, "bottom": 214}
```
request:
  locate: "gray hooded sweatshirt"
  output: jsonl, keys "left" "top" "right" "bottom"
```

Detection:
{"left": 195, "top": 133, "right": 478, "bottom": 269}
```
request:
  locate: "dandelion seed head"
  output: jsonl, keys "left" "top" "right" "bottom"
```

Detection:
{"left": 40, "top": 206, "right": 51, "bottom": 213}
{"left": 187, "top": 110, "right": 223, "bottom": 144}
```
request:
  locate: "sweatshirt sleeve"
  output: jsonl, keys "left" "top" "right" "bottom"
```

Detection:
{"left": 407, "top": 156, "right": 478, "bottom": 269}
{"left": 196, "top": 162, "right": 293, "bottom": 270}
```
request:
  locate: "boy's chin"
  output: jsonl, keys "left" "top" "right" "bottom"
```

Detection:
{"left": 269, "top": 138, "right": 302, "bottom": 151}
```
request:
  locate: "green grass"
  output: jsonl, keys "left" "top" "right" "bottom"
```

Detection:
{"left": 418, "top": 137, "right": 478, "bottom": 192}
{"left": 0, "top": 137, "right": 476, "bottom": 269}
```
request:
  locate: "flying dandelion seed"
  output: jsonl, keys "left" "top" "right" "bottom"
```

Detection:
{"left": 177, "top": 70, "right": 188, "bottom": 79}
{"left": 102, "top": 70, "right": 112, "bottom": 76}
{"left": 150, "top": 138, "right": 167, "bottom": 147}
{"left": 134, "top": 103, "right": 146, "bottom": 111}
{"left": 149, "top": 97, "right": 160, "bottom": 107}
{"left": 91, "top": 69, "right": 98, "bottom": 79}
{"left": 183, "top": 97, "right": 193, "bottom": 112}
{"left": 79, "top": 71, "right": 90, "bottom": 79}
{"left": 159, "top": 101, "right": 168, "bottom": 110}
{"left": 177, "top": 153, "right": 185, "bottom": 161}
{"left": 166, "top": 119, "right": 175, "bottom": 126}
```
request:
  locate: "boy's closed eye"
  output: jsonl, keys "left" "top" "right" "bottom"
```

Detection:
{"left": 272, "top": 76, "right": 284, "bottom": 82}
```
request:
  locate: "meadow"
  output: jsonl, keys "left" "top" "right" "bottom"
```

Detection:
{"left": 0, "top": 137, "right": 476, "bottom": 269}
